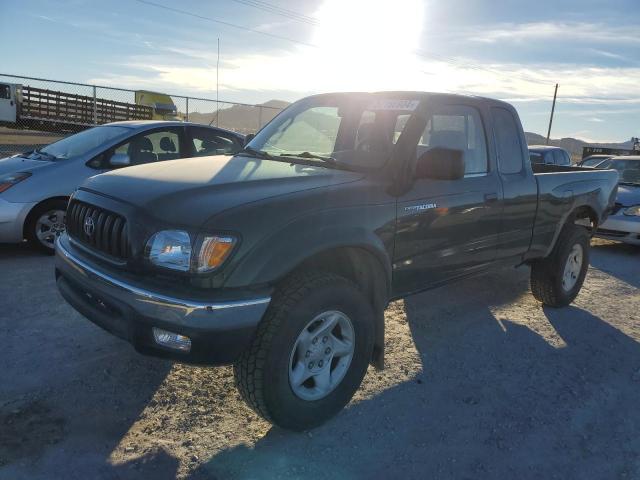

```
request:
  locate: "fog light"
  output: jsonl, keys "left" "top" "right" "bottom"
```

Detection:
{"left": 153, "top": 327, "right": 192, "bottom": 352}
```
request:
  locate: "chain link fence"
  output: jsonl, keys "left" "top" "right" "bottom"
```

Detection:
{"left": 0, "top": 73, "right": 284, "bottom": 157}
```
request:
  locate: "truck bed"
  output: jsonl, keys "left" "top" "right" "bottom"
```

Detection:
{"left": 527, "top": 164, "right": 619, "bottom": 259}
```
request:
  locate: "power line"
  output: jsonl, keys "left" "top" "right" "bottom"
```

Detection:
{"left": 134, "top": 0, "right": 315, "bottom": 48}
{"left": 135, "top": 0, "right": 554, "bottom": 87}
{"left": 228, "top": 0, "right": 318, "bottom": 26}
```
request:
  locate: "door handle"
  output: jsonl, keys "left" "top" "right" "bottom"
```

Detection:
{"left": 484, "top": 193, "right": 498, "bottom": 203}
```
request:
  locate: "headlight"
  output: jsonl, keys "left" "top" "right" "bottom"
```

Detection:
{"left": 623, "top": 205, "right": 640, "bottom": 216}
{"left": 147, "top": 230, "right": 192, "bottom": 271}
{"left": 0, "top": 172, "right": 31, "bottom": 193}
{"left": 196, "top": 235, "right": 236, "bottom": 272}
{"left": 146, "top": 230, "right": 236, "bottom": 273}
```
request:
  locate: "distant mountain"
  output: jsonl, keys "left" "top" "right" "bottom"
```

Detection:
{"left": 186, "top": 100, "right": 290, "bottom": 134}
{"left": 525, "top": 132, "right": 634, "bottom": 160}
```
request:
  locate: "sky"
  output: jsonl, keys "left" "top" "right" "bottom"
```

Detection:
{"left": 2, "top": 0, "right": 639, "bottom": 142}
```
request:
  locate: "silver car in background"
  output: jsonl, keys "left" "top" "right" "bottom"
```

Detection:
{"left": 595, "top": 156, "right": 640, "bottom": 246}
{"left": 0, "top": 121, "right": 244, "bottom": 252}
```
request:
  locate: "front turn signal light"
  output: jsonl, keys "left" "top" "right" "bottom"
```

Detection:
{"left": 196, "top": 236, "right": 236, "bottom": 272}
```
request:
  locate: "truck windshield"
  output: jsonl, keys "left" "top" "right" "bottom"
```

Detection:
{"left": 34, "top": 126, "right": 130, "bottom": 160}
{"left": 246, "top": 95, "right": 420, "bottom": 170}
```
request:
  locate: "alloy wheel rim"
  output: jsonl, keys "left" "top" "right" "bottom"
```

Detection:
{"left": 288, "top": 310, "right": 355, "bottom": 401}
{"left": 35, "top": 209, "right": 66, "bottom": 249}
{"left": 561, "top": 243, "right": 583, "bottom": 292}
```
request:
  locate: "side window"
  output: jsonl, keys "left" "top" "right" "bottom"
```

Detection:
{"left": 417, "top": 105, "right": 488, "bottom": 175}
{"left": 563, "top": 150, "right": 572, "bottom": 165}
{"left": 113, "top": 129, "right": 182, "bottom": 166}
{"left": 529, "top": 152, "right": 544, "bottom": 164}
{"left": 492, "top": 107, "right": 524, "bottom": 174}
{"left": 190, "top": 127, "right": 241, "bottom": 156}
{"left": 0, "top": 84, "right": 10, "bottom": 99}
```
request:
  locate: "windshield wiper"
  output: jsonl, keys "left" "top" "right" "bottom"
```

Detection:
{"left": 32, "top": 149, "right": 57, "bottom": 161}
{"left": 239, "top": 146, "right": 276, "bottom": 160}
{"left": 279, "top": 151, "right": 339, "bottom": 166}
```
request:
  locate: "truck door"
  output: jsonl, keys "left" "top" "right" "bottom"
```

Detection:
{"left": 0, "top": 83, "right": 17, "bottom": 123}
{"left": 490, "top": 106, "right": 538, "bottom": 261}
{"left": 393, "top": 103, "right": 503, "bottom": 296}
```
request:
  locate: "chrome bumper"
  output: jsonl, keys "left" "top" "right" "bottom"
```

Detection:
{"left": 596, "top": 214, "right": 640, "bottom": 245}
{"left": 55, "top": 235, "right": 271, "bottom": 364}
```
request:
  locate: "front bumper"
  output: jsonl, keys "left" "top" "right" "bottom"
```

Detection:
{"left": 55, "top": 235, "right": 271, "bottom": 365}
{"left": 595, "top": 213, "right": 640, "bottom": 246}
{"left": 0, "top": 198, "right": 35, "bottom": 243}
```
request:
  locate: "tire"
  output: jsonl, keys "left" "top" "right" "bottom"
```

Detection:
{"left": 25, "top": 200, "right": 68, "bottom": 254}
{"left": 530, "top": 224, "right": 590, "bottom": 307}
{"left": 234, "top": 271, "right": 375, "bottom": 431}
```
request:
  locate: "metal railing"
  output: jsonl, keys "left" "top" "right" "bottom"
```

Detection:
{"left": 0, "top": 73, "right": 285, "bottom": 156}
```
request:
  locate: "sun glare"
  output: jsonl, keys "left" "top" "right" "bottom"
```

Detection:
{"left": 309, "top": 0, "right": 425, "bottom": 90}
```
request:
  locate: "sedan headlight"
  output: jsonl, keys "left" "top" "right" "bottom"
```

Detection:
{"left": 146, "top": 230, "right": 237, "bottom": 273}
{"left": 0, "top": 172, "right": 31, "bottom": 193}
{"left": 623, "top": 205, "right": 640, "bottom": 216}
{"left": 147, "top": 230, "right": 192, "bottom": 271}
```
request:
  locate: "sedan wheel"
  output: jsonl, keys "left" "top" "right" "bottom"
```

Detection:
{"left": 34, "top": 209, "right": 66, "bottom": 250}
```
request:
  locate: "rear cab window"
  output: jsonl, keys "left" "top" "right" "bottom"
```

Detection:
{"left": 491, "top": 107, "right": 525, "bottom": 174}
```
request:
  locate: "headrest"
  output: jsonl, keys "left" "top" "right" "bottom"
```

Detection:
{"left": 134, "top": 137, "right": 154, "bottom": 152}
{"left": 159, "top": 136, "right": 176, "bottom": 152}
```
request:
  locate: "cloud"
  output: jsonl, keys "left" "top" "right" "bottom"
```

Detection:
{"left": 470, "top": 22, "right": 640, "bottom": 46}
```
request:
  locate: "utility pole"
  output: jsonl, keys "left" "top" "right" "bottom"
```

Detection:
{"left": 216, "top": 37, "right": 220, "bottom": 127}
{"left": 546, "top": 83, "right": 558, "bottom": 145}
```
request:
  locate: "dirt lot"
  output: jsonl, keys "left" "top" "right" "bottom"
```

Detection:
{"left": 0, "top": 239, "right": 639, "bottom": 479}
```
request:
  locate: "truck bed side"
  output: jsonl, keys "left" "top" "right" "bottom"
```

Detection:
{"left": 525, "top": 164, "right": 619, "bottom": 260}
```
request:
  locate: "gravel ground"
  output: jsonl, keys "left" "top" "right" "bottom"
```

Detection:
{"left": 0, "top": 239, "right": 639, "bottom": 479}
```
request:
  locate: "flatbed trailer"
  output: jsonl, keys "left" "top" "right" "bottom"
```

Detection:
{"left": 0, "top": 83, "right": 153, "bottom": 133}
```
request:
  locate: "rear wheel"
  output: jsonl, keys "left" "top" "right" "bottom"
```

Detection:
{"left": 530, "top": 224, "right": 590, "bottom": 307}
{"left": 234, "top": 271, "right": 374, "bottom": 431}
{"left": 26, "top": 200, "right": 67, "bottom": 254}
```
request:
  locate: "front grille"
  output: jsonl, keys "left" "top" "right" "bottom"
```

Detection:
{"left": 66, "top": 200, "right": 130, "bottom": 259}
{"left": 596, "top": 228, "right": 627, "bottom": 238}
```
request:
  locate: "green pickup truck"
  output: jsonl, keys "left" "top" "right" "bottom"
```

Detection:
{"left": 55, "top": 92, "right": 618, "bottom": 430}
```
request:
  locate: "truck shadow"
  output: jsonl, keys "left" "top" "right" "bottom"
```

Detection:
{"left": 193, "top": 270, "right": 640, "bottom": 479}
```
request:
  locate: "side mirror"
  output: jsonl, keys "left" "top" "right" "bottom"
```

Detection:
{"left": 415, "top": 147, "right": 465, "bottom": 180}
{"left": 109, "top": 153, "right": 131, "bottom": 167}
{"left": 244, "top": 133, "right": 255, "bottom": 146}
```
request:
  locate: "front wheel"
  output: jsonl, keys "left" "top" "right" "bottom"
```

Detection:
{"left": 26, "top": 200, "right": 68, "bottom": 254}
{"left": 234, "top": 271, "right": 375, "bottom": 431}
{"left": 530, "top": 224, "right": 590, "bottom": 307}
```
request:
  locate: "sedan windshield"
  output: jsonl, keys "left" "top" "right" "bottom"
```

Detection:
{"left": 33, "top": 125, "right": 130, "bottom": 160}
{"left": 246, "top": 95, "right": 421, "bottom": 170}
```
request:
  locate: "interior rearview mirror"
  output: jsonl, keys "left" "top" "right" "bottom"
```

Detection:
{"left": 244, "top": 133, "right": 255, "bottom": 146}
{"left": 415, "top": 147, "right": 465, "bottom": 180}
{"left": 109, "top": 153, "right": 131, "bottom": 167}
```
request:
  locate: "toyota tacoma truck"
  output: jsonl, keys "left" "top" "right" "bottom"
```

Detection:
{"left": 55, "top": 92, "right": 618, "bottom": 431}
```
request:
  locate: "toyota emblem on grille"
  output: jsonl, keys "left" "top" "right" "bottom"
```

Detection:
{"left": 84, "top": 216, "right": 95, "bottom": 236}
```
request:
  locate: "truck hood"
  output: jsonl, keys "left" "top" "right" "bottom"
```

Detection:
{"left": 616, "top": 183, "right": 640, "bottom": 207}
{"left": 0, "top": 155, "right": 55, "bottom": 175}
{"left": 80, "top": 154, "right": 365, "bottom": 226}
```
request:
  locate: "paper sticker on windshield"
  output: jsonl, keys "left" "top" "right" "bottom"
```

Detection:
{"left": 368, "top": 99, "right": 419, "bottom": 111}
